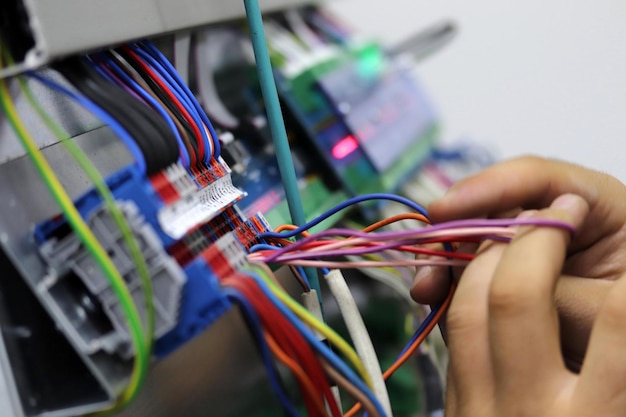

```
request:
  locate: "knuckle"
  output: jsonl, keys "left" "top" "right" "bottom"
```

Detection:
{"left": 446, "top": 302, "right": 484, "bottom": 335}
{"left": 488, "top": 279, "right": 533, "bottom": 316}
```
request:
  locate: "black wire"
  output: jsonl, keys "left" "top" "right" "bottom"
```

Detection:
{"left": 102, "top": 51, "right": 199, "bottom": 165}
{"left": 58, "top": 58, "right": 170, "bottom": 172}
{"left": 113, "top": 48, "right": 202, "bottom": 167}
{"left": 81, "top": 59, "right": 179, "bottom": 167}
{"left": 55, "top": 58, "right": 178, "bottom": 174}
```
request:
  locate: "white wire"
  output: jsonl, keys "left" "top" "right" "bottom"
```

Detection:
{"left": 324, "top": 269, "right": 392, "bottom": 416}
{"left": 344, "top": 255, "right": 413, "bottom": 304}
{"left": 286, "top": 9, "right": 325, "bottom": 50}
{"left": 195, "top": 28, "right": 240, "bottom": 128}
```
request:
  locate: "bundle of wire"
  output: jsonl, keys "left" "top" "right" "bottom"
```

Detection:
{"left": 39, "top": 40, "right": 221, "bottom": 176}
{"left": 239, "top": 193, "right": 574, "bottom": 416}
{"left": 0, "top": 41, "right": 154, "bottom": 415}
{"left": 3, "top": 37, "right": 225, "bottom": 415}
{"left": 0, "top": 25, "right": 577, "bottom": 417}
{"left": 249, "top": 192, "right": 574, "bottom": 270}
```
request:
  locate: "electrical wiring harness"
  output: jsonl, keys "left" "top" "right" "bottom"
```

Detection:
{"left": 0, "top": 4, "right": 568, "bottom": 417}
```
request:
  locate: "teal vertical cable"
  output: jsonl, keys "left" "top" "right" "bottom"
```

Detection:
{"left": 243, "top": 0, "right": 322, "bottom": 301}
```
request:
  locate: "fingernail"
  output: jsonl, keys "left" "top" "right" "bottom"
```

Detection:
{"left": 551, "top": 194, "right": 585, "bottom": 211}
{"left": 413, "top": 266, "right": 432, "bottom": 286}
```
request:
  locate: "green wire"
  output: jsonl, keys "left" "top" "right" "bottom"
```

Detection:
{"left": 0, "top": 46, "right": 147, "bottom": 412}
{"left": 243, "top": 0, "right": 322, "bottom": 306}
{"left": 17, "top": 76, "right": 154, "bottom": 409}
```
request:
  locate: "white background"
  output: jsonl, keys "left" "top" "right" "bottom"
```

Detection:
{"left": 327, "top": 0, "right": 626, "bottom": 181}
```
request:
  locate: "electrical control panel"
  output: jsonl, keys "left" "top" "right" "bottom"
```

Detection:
{"left": 0, "top": 3, "right": 459, "bottom": 417}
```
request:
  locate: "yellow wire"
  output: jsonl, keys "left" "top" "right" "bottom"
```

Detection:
{"left": 0, "top": 68, "right": 146, "bottom": 408}
{"left": 248, "top": 264, "right": 374, "bottom": 390}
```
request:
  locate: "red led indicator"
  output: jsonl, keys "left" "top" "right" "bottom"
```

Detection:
{"left": 331, "top": 135, "right": 359, "bottom": 159}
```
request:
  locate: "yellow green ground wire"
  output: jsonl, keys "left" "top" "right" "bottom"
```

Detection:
{"left": 18, "top": 74, "right": 155, "bottom": 352}
{"left": 17, "top": 76, "right": 155, "bottom": 410}
{"left": 247, "top": 264, "right": 375, "bottom": 390}
{"left": 0, "top": 55, "right": 147, "bottom": 410}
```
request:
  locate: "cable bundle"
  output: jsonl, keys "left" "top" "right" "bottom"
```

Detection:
{"left": 43, "top": 40, "right": 222, "bottom": 176}
{"left": 220, "top": 265, "right": 388, "bottom": 417}
{"left": 237, "top": 194, "right": 574, "bottom": 416}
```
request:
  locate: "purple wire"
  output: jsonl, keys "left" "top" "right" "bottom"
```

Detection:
{"left": 263, "top": 233, "right": 514, "bottom": 262}
{"left": 269, "top": 239, "right": 422, "bottom": 261}
{"left": 262, "top": 218, "right": 574, "bottom": 263}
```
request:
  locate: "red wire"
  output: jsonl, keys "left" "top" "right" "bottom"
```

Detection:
{"left": 276, "top": 240, "right": 475, "bottom": 260}
{"left": 230, "top": 277, "right": 339, "bottom": 417}
{"left": 223, "top": 276, "right": 342, "bottom": 417}
{"left": 121, "top": 46, "right": 207, "bottom": 164}
{"left": 223, "top": 277, "right": 321, "bottom": 416}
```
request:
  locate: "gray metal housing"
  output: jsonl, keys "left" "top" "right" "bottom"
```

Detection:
{"left": 1, "top": 0, "right": 321, "bottom": 78}
{"left": 39, "top": 201, "right": 186, "bottom": 359}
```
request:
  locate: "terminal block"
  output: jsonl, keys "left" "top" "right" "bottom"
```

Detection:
{"left": 38, "top": 201, "right": 185, "bottom": 359}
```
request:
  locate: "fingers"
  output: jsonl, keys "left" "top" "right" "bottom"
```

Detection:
{"left": 445, "top": 239, "right": 504, "bottom": 412}
{"left": 428, "top": 156, "right": 625, "bottom": 251}
{"left": 487, "top": 194, "right": 589, "bottom": 408}
{"left": 430, "top": 156, "right": 599, "bottom": 219}
{"left": 444, "top": 367, "right": 458, "bottom": 417}
{"left": 410, "top": 265, "right": 449, "bottom": 304}
{"left": 411, "top": 243, "right": 476, "bottom": 305}
{"left": 577, "top": 273, "right": 626, "bottom": 411}
{"left": 554, "top": 276, "right": 613, "bottom": 371}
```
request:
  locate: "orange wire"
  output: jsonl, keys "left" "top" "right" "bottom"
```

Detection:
{"left": 362, "top": 213, "right": 430, "bottom": 232}
{"left": 274, "top": 224, "right": 311, "bottom": 236}
{"left": 274, "top": 212, "right": 429, "bottom": 237}
{"left": 264, "top": 331, "right": 331, "bottom": 417}
{"left": 275, "top": 215, "right": 453, "bottom": 417}
{"left": 343, "top": 283, "right": 456, "bottom": 417}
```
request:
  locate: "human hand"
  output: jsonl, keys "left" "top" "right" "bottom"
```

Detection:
{"left": 411, "top": 156, "right": 626, "bottom": 368}
{"left": 444, "top": 194, "right": 626, "bottom": 417}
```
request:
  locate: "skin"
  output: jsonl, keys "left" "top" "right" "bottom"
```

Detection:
{"left": 411, "top": 156, "right": 626, "bottom": 370}
{"left": 443, "top": 194, "right": 626, "bottom": 416}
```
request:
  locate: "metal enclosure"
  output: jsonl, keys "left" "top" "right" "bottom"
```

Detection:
{"left": 1, "top": 0, "right": 320, "bottom": 78}
{"left": 0, "top": 1, "right": 324, "bottom": 415}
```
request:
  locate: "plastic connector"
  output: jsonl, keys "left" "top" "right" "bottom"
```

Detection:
{"left": 35, "top": 164, "right": 176, "bottom": 247}
{"left": 154, "top": 256, "right": 230, "bottom": 357}
{"left": 38, "top": 201, "right": 185, "bottom": 358}
{"left": 35, "top": 162, "right": 246, "bottom": 246}
{"left": 155, "top": 232, "right": 254, "bottom": 357}
{"left": 34, "top": 161, "right": 265, "bottom": 359}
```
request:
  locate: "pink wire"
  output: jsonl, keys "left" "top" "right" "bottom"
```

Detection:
{"left": 277, "top": 259, "right": 469, "bottom": 269}
{"left": 261, "top": 218, "right": 572, "bottom": 264}
{"left": 252, "top": 227, "right": 515, "bottom": 263}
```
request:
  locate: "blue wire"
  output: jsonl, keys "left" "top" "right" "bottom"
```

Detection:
{"left": 248, "top": 244, "right": 312, "bottom": 289}
{"left": 399, "top": 306, "right": 438, "bottom": 357}
{"left": 27, "top": 72, "right": 147, "bottom": 175}
{"left": 361, "top": 304, "right": 440, "bottom": 417}
{"left": 140, "top": 40, "right": 222, "bottom": 159}
{"left": 90, "top": 54, "right": 191, "bottom": 169}
{"left": 127, "top": 44, "right": 213, "bottom": 165}
{"left": 260, "top": 193, "right": 429, "bottom": 240}
{"left": 244, "top": 271, "right": 388, "bottom": 417}
{"left": 224, "top": 288, "right": 302, "bottom": 417}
